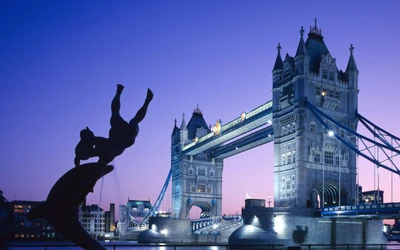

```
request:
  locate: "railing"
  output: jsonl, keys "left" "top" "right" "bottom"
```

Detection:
{"left": 5, "top": 243, "right": 285, "bottom": 250}
{"left": 317, "top": 202, "right": 400, "bottom": 217}
{"left": 301, "top": 243, "right": 400, "bottom": 249}
{"left": 6, "top": 243, "right": 400, "bottom": 249}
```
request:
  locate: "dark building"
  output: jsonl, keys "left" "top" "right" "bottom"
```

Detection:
{"left": 361, "top": 190, "right": 384, "bottom": 204}
{"left": 8, "top": 200, "right": 57, "bottom": 241}
{"left": 104, "top": 203, "right": 116, "bottom": 233}
{"left": 245, "top": 199, "right": 266, "bottom": 209}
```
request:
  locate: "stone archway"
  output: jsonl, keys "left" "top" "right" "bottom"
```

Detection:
{"left": 186, "top": 201, "right": 214, "bottom": 219}
{"left": 310, "top": 180, "right": 349, "bottom": 208}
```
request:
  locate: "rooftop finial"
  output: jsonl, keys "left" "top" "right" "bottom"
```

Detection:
{"left": 193, "top": 104, "right": 202, "bottom": 114}
{"left": 300, "top": 26, "right": 304, "bottom": 38}
{"left": 277, "top": 43, "right": 281, "bottom": 53}
{"left": 182, "top": 112, "right": 185, "bottom": 120}
{"left": 350, "top": 44, "right": 354, "bottom": 54}
{"left": 310, "top": 18, "right": 322, "bottom": 36}
{"left": 174, "top": 118, "right": 177, "bottom": 126}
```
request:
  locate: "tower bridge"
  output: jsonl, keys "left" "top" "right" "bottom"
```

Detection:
{"left": 122, "top": 21, "right": 400, "bottom": 246}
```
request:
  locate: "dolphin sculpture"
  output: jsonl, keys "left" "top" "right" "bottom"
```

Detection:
{"left": 28, "top": 163, "right": 114, "bottom": 250}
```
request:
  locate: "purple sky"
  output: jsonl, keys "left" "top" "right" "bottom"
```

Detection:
{"left": 1, "top": 1, "right": 400, "bottom": 218}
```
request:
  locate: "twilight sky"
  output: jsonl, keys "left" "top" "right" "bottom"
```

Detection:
{"left": 1, "top": 1, "right": 400, "bottom": 218}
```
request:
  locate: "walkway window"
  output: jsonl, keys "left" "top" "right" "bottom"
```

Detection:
{"left": 335, "top": 91, "right": 340, "bottom": 99}
{"left": 188, "top": 169, "right": 194, "bottom": 175}
{"left": 324, "top": 151, "right": 334, "bottom": 165}
{"left": 209, "top": 171, "right": 215, "bottom": 177}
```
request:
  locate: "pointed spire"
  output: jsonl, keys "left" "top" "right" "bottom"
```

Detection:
{"left": 272, "top": 43, "right": 283, "bottom": 71}
{"left": 295, "top": 26, "right": 308, "bottom": 57}
{"left": 180, "top": 112, "right": 187, "bottom": 130}
{"left": 346, "top": 44, "right": 358, "bottom": 72}
{"left": 171, "top": 118, "right": 179, "bottom": 136}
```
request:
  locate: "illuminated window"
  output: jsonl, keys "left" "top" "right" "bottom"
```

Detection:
{"left": 197, "top": 185, "right": 206, "bottom": 193}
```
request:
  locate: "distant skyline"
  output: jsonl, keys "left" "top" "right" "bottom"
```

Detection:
{"left": 1, "top": 1, "right": 400, "bottom": 219}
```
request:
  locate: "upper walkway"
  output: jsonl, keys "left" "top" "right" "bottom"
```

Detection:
{"left": 182, "top": 101, "right": 273, "bottom": 158}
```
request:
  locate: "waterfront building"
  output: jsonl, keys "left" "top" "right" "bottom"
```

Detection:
{"left": 8, "top": 200, "right": 56, "bottom": 240}
{"left": 79, "top": 204, "right": 105, "bottom": 238}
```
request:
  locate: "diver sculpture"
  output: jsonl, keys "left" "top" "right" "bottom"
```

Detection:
{"left": 28, "top": 85, "right": 153, "bottom": 250}
{"left": 75, "top": 84, "right": 154, "bottom": 167}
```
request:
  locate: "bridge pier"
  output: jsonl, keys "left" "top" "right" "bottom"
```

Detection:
{"left": 229, "top": 206, "right": 387, "bottom": 247}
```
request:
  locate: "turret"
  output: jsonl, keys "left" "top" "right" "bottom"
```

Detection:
{"left": 345, "top": 44, "right": 359, "bottom": 88}
{"left": 179, "top": 113, "right": 188, "bottom": 148}
{"left": 345, "top": 44, "right": 359, "bottom": 114}
{"left": 294, "top": 26, "right": 309, "bottom": 75}
{"left": 171, "top": 119, "right": 179, "bottom": 146}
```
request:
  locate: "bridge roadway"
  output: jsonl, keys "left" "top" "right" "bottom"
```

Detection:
{"left": 317, "top": 202, "right": 400, "bottom": 219}
{"left": 182, "top": 101, "right": 273, "bottom": 157}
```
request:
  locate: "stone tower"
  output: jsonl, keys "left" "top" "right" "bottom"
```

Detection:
{"left": 272, "top": 21, "right": 359, "bottom": 208}
{"left": 171, "top": 107, "right": 223, "bottom": 219}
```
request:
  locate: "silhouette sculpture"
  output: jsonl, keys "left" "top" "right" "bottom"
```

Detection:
{"left": 75, "top": 84, "right": 154, "bottom": 167}
{"left": 28, "top": 163, "right": 114, "bottom": 249}
{"left": 28, "top": 85, "right": 153, "bottom": 250}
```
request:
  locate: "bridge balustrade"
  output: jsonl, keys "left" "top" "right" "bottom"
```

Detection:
{"left": 318, "top": 202, "right": 400, "bottom": 218}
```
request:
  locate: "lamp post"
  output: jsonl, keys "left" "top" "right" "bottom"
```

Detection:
{"left": 268, "top": 194, "right": 271, "bottom": 208}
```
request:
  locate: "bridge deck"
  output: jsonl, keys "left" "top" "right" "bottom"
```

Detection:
{"left": 183, "top": 101, "right": 273, "bottom": 156}
{"left": 318, "top": 202, "right": 400, "bottom": 219}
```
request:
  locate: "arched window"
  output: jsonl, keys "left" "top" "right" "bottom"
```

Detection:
{"left": 198, "top": 168, "right": 206, "bottom": 176}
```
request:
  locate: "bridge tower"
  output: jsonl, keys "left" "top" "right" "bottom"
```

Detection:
{"left": 171, "top": 107, "right": 223, "bottom": 219}
{"left": 272, "top": 21, "right": 359, "bottom": 208}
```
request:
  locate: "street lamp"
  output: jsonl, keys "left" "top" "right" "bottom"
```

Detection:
{"left": 268, "top": 194, "right": 271, "bottom": 208}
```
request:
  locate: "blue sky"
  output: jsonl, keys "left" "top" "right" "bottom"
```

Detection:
{"left": 1, "top": 1, "right": 400, "bottom": 218}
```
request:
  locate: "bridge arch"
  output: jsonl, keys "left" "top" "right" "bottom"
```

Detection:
{"left": 310, "top": 180, "right": 349, "bottom": 208}
{"left": 187, "top": 201, "right": 214, "bottom": 219}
